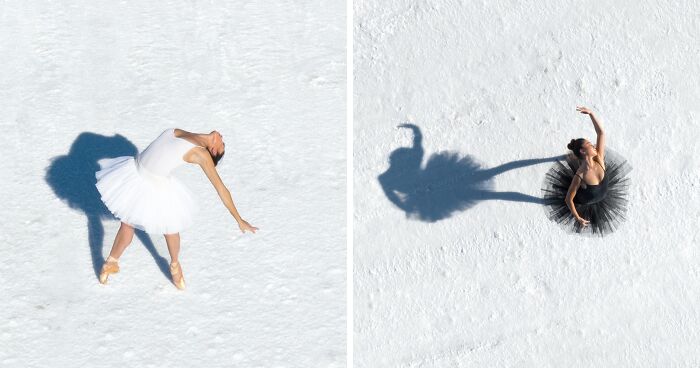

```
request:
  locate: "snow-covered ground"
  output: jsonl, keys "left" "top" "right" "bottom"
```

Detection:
{"left": 0, "top": 1, "right": 345, "bottom": 367}
{"left": 354, "top": 1, "right": 699, "bottom": 366}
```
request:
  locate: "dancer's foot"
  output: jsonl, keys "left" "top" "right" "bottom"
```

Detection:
{"left": 170, "top": 261, "right": 186, "bottom": 290}
{"left": 99, "top": 256, "right": 120, "bottom": 284}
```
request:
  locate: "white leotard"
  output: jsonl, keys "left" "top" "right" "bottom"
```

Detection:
{"left": 136, "top": 128, "right": 200, "bottom": 177}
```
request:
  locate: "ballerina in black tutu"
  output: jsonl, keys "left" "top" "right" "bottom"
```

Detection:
{"left": 541, "top": 106, "right": 632, "bottom": 236}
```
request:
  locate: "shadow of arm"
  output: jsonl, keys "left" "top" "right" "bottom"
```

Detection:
{"left": 479, "top": 155, "right": 565, "bottom": 179}
{"left": 477, "top": 190, "right": 544, "bottom": 204}
{"left": 398, "top": 123, "right": 423, "bottom": 151}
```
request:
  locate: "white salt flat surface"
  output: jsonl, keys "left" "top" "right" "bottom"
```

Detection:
{"left": 0, "top": 1, "right": 345, "bottom": 367}
{"left": 354, "top": 0, "right": 700, "bottom": 366}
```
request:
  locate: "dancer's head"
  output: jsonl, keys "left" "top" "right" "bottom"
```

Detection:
{"left": 208, "top": 130, "right": 226, "bottom": 166}
{"left": 567, "top": 138, "right": 597, "bottom": 159}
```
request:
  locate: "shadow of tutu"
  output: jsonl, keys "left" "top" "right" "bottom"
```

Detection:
{"left": 44, "top": 132, "right": 171, "bottom": 280}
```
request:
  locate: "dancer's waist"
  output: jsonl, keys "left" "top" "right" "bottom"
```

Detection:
{"left": 135, "top": 159, "right": 170, "bottom": 184}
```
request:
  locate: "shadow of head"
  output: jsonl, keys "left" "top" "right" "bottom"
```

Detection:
{"left": 388, "top": 146, "right": 423, "bottom": 170}
{"left": 44, "top": 132, "right": 138, "bottom": 218}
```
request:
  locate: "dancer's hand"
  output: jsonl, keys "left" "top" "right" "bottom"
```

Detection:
{"left": 575, "top": 216, "right": 590, "bottom": 227}
{"left": 576, "top": 106, "right": 594, "bottom": 115}
{"left": 238, "top": 219, "right": 258, "bottom": 234}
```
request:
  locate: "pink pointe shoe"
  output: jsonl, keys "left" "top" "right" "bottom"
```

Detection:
{"left": 170, "top": 261, "right": 186, "bottom": 290}
{"left": 99, "top": 256, "right": 120, "bottom": 284}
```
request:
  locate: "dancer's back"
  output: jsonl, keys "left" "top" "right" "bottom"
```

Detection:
{"left": 137, "top": 128, "right": 198, "bottom": 177}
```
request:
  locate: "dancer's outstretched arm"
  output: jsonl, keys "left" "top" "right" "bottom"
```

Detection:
{"left": 565, "top": 169, "right": 589, "bottom": 227}
{"left": 577, "top": 106, "right": 605, "bottom": 160}
{"left": 190, "top": 147, "right": 258, "bottom": 234}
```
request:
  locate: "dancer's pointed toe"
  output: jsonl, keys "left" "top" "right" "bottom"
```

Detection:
{"left": 99, "top": 258, "right": 120, "bottom": 284}
{"left": 170, "top": 261, "right": 186, "bottom": 290}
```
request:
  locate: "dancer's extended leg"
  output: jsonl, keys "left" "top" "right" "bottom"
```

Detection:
{"left": 99, "top": 222, "right": 135, "bottom": 284}
{"left": 165, "top": 232, "right": 185, "bottom": 290}
{"left": 107, "top": 222, "right": 135, "bottom": 259}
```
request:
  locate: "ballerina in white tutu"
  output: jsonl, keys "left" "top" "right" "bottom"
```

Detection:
{"left": 95, "top": 128, "right": 258, "bottom": 289}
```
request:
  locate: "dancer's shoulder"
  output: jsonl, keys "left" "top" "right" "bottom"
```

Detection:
{"left": 183, "top": 145, "right": 210, "bottom": 164}
{"left": 593, "top": 155, "right": 606, "bottom": 171}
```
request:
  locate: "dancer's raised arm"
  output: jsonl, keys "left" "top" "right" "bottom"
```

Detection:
{"left": 577, "top": 106, "right": 605, "bottom": 161}
{"left": 190, "top": 147, "right": 258, "bottom": 234}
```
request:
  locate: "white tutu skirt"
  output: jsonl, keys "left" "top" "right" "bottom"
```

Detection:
{"left": 95, "top": 156, "right": 198, "bottom": 234}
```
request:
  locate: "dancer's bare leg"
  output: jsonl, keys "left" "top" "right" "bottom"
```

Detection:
{"left": 100, "top": 222, "right": 134, "bottom": 284}
{"left": 164, "top": 233, "right": 181, "bottom": 263}
{"left": 165, "top": 233, "right": 185, "bottom": 289}
{"left": 107, "top": 222, "right": 135, "bottom": 260}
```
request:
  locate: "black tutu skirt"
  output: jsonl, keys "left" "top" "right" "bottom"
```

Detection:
{"left": 541, "top": 148, "right": 632, "bottom": 237}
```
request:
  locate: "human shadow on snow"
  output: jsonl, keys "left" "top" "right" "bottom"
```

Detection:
{"left": 44, "top": 132, "right": 171, "bottom": 281}
{"left": 378, "top": 123, "right": 563, "bottom": 222}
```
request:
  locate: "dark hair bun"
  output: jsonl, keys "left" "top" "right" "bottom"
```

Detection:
{"left": 567, "top": 139, "right": 575, "bottom": 150}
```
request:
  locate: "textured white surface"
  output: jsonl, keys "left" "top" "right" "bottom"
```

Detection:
{"left": 0, "top": 1, "right": 345, "bottom": 367}
{"left": 354, "top": 0, "right": 700, "bottom": 366}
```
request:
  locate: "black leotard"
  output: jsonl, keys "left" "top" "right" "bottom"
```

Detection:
{"left": 573, "top": 160, "right": 608, "bottom": 205}
{"left": 542, "top": 147, "right": 632, "bottom": 236}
